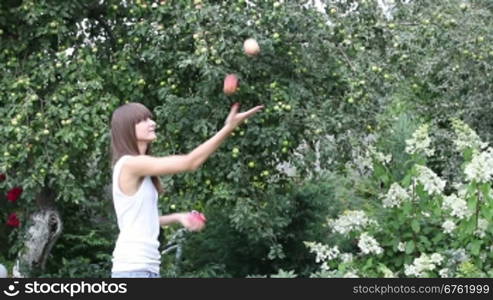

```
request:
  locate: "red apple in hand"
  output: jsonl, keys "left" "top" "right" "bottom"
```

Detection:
{"left": 243, "top": 38, "right": 260, "bottom": 56}
{"left": 190, "top": 210, "right": 207, "bottom": 223}
{"left": 223, "top": 74, "right": 239, "bottom": 95}
{"left": 186, "top": 210, "right": 207, "bottom": 231}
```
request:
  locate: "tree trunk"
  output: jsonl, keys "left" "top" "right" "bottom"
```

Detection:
{"left": 12, "top": 188, "right": 62, "bottom": 278}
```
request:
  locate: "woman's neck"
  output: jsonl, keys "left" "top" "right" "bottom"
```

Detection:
{"left": 137, "top": 142, "right": 148, "bottom": 155}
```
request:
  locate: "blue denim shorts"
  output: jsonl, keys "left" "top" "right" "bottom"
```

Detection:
{"left": 111, "top": 271, "right": 160, "bottom": 278}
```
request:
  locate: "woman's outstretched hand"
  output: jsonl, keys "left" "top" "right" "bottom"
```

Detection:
{"left": 224, "top": 103, "right": 264, "bottom": 131}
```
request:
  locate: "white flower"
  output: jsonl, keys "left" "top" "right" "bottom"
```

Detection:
{"left": 382, "top": 183, "right": 411, "bottom": 208}
{"left": 430, "top": 253, "right": 444, "bottom": 264}
{"left": 320, "top": 262, "right": 330, "bottom": 271}
{"left": 447, "top": 248, "right": 469, "bottom": 263}
{"left": 379, "top": 265, "right": 396, "bottom": 278}
{"left": 352, "top": 150, "right": 374, "bottom": 173}
{"left": 451, "top": 119, "right": 487, "bottom": 153}
{"left": 358, "top": 232, "right": 383, "bottom": 255}
{"left": 343, "top": 270, "right": 359, "bottom": 278}
{"left": 439, "top": 268, "right": 451, "bottom": 278}
{"left": 368, "top": 145, "right": 392, "bottom": 164}
{"left": 464, "top": 148, "right": 493, "bottom": 183}
{"left": 415, "top": 165, "right": 446, "bottom": 196}
{"left": 474, "top": 218, "right": 488, "bottom": 238}
{"left": 398, "top": 242, "right": 406, "bottom": 252}
{"left": 404, "top": 253, "right": 443, "bottom": 277}
{"left": 455, "top": 183, "right": 470, "bottom": 199}
{"left": 151, "top": 2, "right": 158, "bottom": 8}
{"left": 340, "top": 253, "right": 354, "bottom": 263}
{"left": 442, "top": 194, "right": 472, "bottom": 219}
{"left": 375, "top": 152, "right": 392, "bottom": 164}
{"left": 328, "top": 210, "right": 376, "bottom": 235}
{"left": 405, "top": 124, "right": 434, "bottom": 157}
{"left": 383, "top": 269, "right": 396, "bottom": 278}
{"left": 404, "top": 264, "right": 420, "bottom": 277}
{"left": 304, "top": 242, "right": 340, "bottom": 263}
{"left": 442, "top": 220, "right": 456, "bottom": 234}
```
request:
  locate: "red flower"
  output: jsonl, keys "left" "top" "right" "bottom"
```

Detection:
{"left": 0, "top": 173, "right": 5, "bottom": 182}
{"left": 6, "top": 187, "right": 23, "bottom": 203}
{"left": 7, "top": 213, "right": 20, "bottom": 228}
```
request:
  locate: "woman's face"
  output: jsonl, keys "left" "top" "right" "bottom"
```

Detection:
{"left": 135, "top": 118, "right": 157, "bottom": 142}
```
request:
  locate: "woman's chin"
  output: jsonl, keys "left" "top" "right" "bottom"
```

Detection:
{"left": 141, "top": 136, "right": 157, "bottom": 143}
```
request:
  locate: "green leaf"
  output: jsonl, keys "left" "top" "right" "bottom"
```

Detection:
{"left": 464, "top": 218, "right": 476, "bottom": 235}
{"left": 467, "top": 194, "right": 478, "bottom": 212}
{"left": 402, "top": 202, "right": 413, "bottom": 215}
{"left": 482, "top": 207, "right": 493, "bottom": 220}
{"left": 363, "top": 258, "right": 374, "bottom": 270}
{"left": 432, "top": 233, "right": 444, "bottom": 244}
{"left": 405, "top": 241, "right": 415, "bottom": 254}
{"left": 374, "top": 164, "right": 389, "bottom": 185}
{"left": 419, "top": 236, "right": 430, "bottom": 247}
{"left": 464, "top": 148, "right": 474, "bottom": 162}
{"left": 411, "top": 219, "right": 420, "bottom": 233}
{"left": 470, "top": 240, "right": 482, "bottom": 256}
{"left": 401, "top": 173, "right": 412, "bottom": 187}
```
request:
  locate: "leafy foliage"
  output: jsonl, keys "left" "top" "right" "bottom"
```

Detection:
{"left": 1, "top": 0, "right": 492, "bottom": 277}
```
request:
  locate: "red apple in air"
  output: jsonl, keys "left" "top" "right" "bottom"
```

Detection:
{"left": 243, "top": 38, "right": 260, "bottom": 56}
{"left": 223, "top": 74, "right": 239, "bottom": 95}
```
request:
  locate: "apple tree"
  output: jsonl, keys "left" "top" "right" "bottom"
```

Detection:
{"left": 1, "top": 0, "right": 390, "bottom": 276}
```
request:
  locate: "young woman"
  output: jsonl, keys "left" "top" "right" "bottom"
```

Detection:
{"left": 109, "top": 102, "right": 263, "bottom": 278}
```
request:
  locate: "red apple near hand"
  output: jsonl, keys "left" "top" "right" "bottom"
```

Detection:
{"left": 190, "top": 210, "right": 207, "bottom": 223}
{"left": 223, "top": 74, "right": 239, "bottom": 95}
{"left": 243, "top": 38, "right": 260, "bottom": 56}
{"left": 187, "top": 210, "right": 206, "bottom": 231}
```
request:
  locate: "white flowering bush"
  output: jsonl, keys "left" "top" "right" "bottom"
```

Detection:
{"left": 327, "top": 210, "right": 377, "bottom": 236}
{"left": 381, "top": 183, "right": 410, "bottom": 208}
{"left": 305, "top": 120, "right": 493, "bottom": 278}
{"left": 405, "top": 124, "right": 435, "bottom": 157}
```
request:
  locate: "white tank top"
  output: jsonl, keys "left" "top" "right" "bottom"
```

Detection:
{"left": 111, "top": 155, "right": 161, "bottom": 274}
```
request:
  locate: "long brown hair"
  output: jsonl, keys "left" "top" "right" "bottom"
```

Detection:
{"left": 110, "top": 102, "right": 163, "bottom": 193}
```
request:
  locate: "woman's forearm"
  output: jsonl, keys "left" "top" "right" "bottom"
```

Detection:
{"left": 159, "top": 213, "right": 182, "bottom": 226}
{"left": 188, "top": 125, "right": 234, "bottom": 170}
